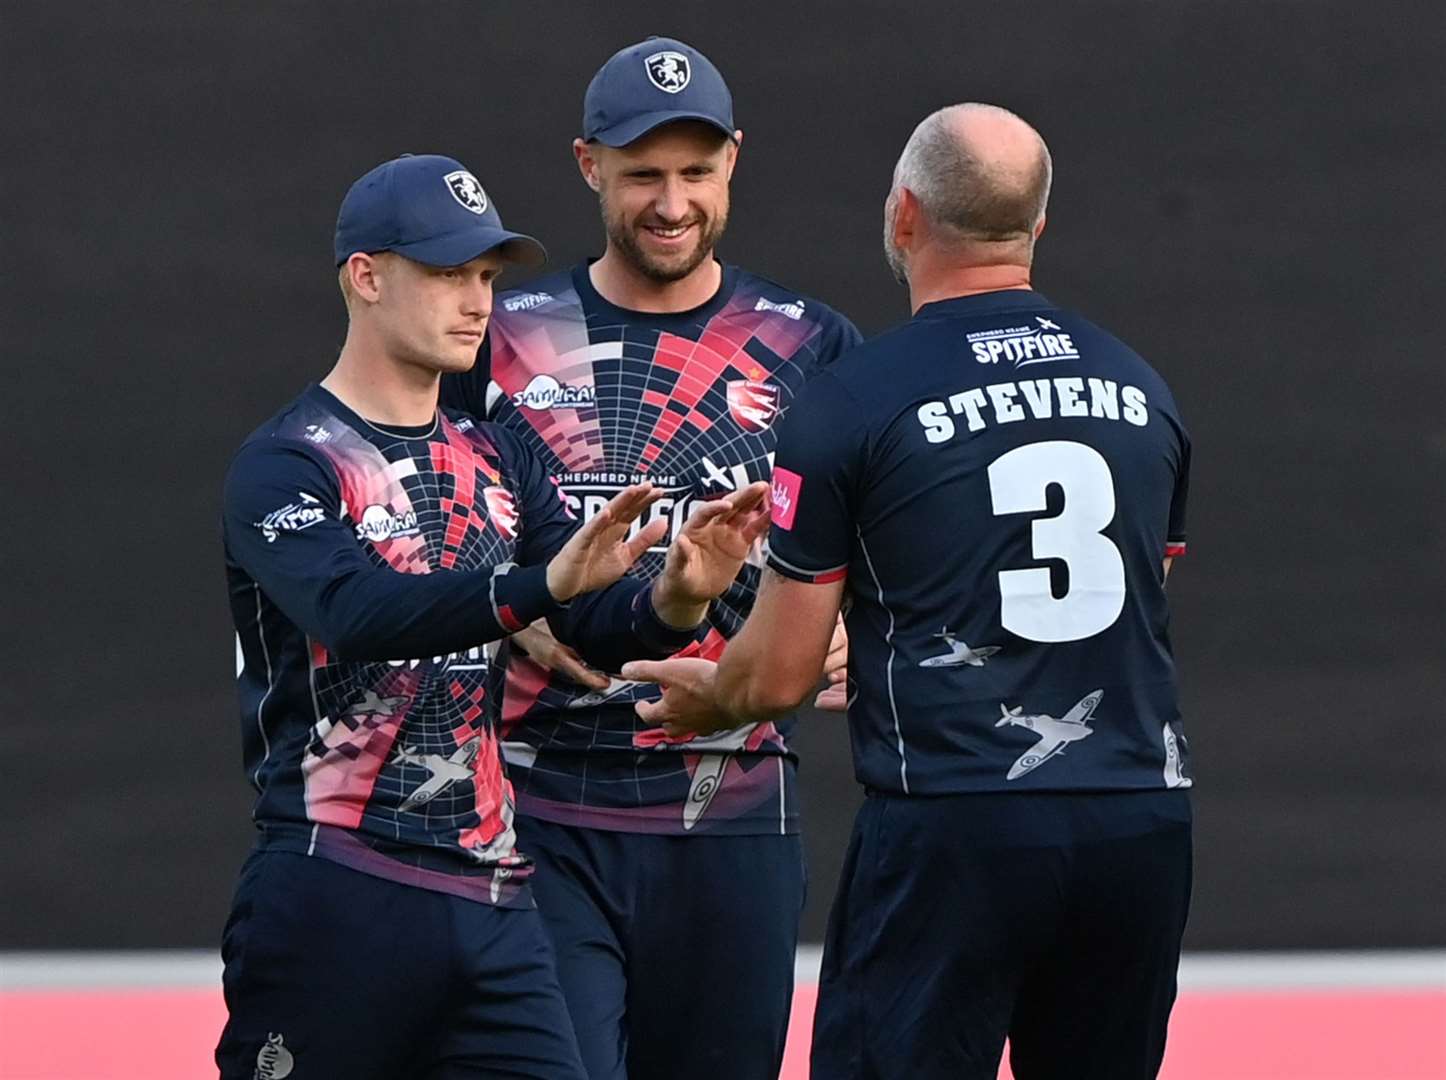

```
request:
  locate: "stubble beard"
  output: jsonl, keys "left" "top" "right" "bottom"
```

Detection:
{"left": 604, "top": 200, "right": 729, "bottom": 284}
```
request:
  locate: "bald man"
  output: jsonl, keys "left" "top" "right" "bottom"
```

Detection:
{"left": 624, "top": 103, "right": 1195, "bottom": 1080}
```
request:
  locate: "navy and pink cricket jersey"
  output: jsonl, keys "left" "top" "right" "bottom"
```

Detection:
{"left": 443, "top": 263, "right": 861, "bottom": 835}
{"left": 223, "top": 386, "right": 699, "bottom": 906}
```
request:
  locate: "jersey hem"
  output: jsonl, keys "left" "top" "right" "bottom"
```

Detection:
{"left": 859, "top": 777, "right": 1195, "bottom": 797}
{"left": 256, "top": 823, "right": 535, "bottom": 909}
{"left": 513, "top": 793, "right": 802, "bottom": 836}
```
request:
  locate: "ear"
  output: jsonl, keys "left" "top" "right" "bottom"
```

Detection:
{"left": 346, "top": 253, "right": 383, "bottom": 304}
{"left": 724, "top": 129, "right": 743, "bottom": 180}
{"left": 574, "top": 138, "right": 602, "bottom": 193}
{"left": 1034, "top": 213, "right": 1047, "bottom": 240}
{"left": 892, "top": 186, "right": 920, "bottom": 251}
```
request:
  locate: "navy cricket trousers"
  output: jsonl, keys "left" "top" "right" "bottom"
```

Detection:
{"left": 812, "top": 789, "right": 1192, "bottom": 1080}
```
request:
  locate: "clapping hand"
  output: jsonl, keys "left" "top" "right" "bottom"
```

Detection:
{"left": 545, "top": 484, "right": 667, "bottom": 602}
{"left": 652, "top": 481, "right": 771, "bottom": 626}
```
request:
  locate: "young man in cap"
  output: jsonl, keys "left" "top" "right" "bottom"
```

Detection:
{"left": 625, "top": 104, "right": 1195, "bottom": 1080}
{"left": 442, "top": 36, "right": 860, "bottom": 1080}
{"left": 216, "top": 152, "right": 769, "bottom": 1080}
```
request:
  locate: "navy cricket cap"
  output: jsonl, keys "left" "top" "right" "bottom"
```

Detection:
{"left": 582, "top": 37, "right": 735, "bottom": 147}
{"left": 333, "top": 154, "right": 546, "bottom": 269}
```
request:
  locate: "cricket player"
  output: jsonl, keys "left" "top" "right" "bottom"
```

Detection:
{"left": 626, "top": 104, "right": 1195, "bottom": 1080}
{"left": 441, "top": 36, "right": 861, "bottom": 1080}
{"left": 216, "top": 152, "right": 769, "bottom": 1079}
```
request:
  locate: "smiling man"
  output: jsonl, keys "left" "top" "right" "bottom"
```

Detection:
{"left": 442, "top": 37, "right": 860, "bottom": 1080}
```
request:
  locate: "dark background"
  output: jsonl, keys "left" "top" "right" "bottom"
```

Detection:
{"left": 3, "top": 1, "right": 1442, "bottom": 950}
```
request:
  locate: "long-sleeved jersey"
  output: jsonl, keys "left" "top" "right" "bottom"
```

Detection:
{"left": 223, "top": 385, "right": 696, "bottom": 905}
{"left": 442, "top": 263, "right": 861, "bottom": 835}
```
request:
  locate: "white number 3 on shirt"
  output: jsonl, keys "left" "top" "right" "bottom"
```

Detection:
{"left": 988, "top": 440, "right": 1126, "bottom": 643}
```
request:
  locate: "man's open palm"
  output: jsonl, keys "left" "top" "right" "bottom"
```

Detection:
{"left": 546, "top": 484, "right": 667, "bottom": 601}
{"left": 660, "top": 481, "right": 771, "bottom": 606}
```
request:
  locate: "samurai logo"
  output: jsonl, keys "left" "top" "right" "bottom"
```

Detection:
{"left": 644, "top": 51, "right": 691, "bottom": 93}
{"left": 444, "top": 170, "right": 488, "bottom": 215}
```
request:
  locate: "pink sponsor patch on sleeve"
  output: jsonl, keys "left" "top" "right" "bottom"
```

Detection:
{"left": 770, "top": 467, "right": 803, "bottom": 530}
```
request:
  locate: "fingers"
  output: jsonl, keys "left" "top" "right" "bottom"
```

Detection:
{"left": 822, "top": 616, "right": 848, "bottom": 676}
{"left": 634, "top": 697, "right": 671, "bottom": 723}
{"left": 633, "top": 696, "right": 699, "bottom": 739}
{"left": 683, "top": 481, "right": 770, "bottom": 532}
{"left": 739, "top": 506, "right": 772, "bottom": 546}
{"left": 814, "top": 684, "right": 849, "bottom": 712}
{"left": 585, "top": 483, "right": 662, "bottom": 537}
{"left": 620, "top": 660, "right": 668, "bottom": 685}
{"left": 727, "top": 481, "right": 771, "bottom": 515}
{"left": 684, "top": 499, "right": 734, "bottom": 529}
{"left": 554, "top": 650, "right": 610, "bottom": 690}
{"left": 623, "top": 518, "right": 669, "bottom": 564}
{"left": 707, "top": 480, "right": 768, "bottom": 515}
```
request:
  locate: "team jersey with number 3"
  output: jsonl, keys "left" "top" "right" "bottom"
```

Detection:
{"left": 442, "top": 263, "right": 860, "bottom": 834}
{"left": 767, "top": 290, "right": 1192, "bottom": 795}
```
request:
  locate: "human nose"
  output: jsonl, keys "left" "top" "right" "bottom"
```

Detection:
{"left": 653, "top": 176, "right": 689, "bottom": 223}
{"left": 463, "top": 275, "right": 492, "bottom": 319}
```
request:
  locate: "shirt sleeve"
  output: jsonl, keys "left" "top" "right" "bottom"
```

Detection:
{"left": 765, "top": 372, "right": 868, "bottom": 585}
{"left": 1166, "top": 429, "right": 1191, "bottom": 558}
{"left": 498, "top": 428, "right": 700, "bottom": 671}
{"left": 223, "top": 438, "right": 562, "bottom": 661}
{"left": 818, "top": 313, "right": 864, "bottom": 367}
{"left": 439, "top": 334, "right": 493, "bottom": 418}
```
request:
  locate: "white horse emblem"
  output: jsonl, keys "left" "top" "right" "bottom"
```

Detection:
{"left": 644, "top": 51, "right": 691, "bottom": 93}
{"left": 444, "top": 171, "right": 488, "bottom": 214}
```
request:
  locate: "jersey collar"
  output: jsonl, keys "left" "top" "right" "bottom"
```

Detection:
{"left": 571, "top": 259, "right": 740, "bottom": 329}
{"left": 914, "top": 288, "right": 1054, "bottom": 320}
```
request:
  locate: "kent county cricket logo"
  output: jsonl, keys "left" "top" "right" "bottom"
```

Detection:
{"left": 726, "top": 371, "right": 781, "bottom": 433}
{"left": 444, "top": 170, "right": 488, "bottom": 214}
{"left": 645, "top": 51, "right": 691, "bottom": 93}
{"left": 483, "top": 485, "right": 520, "bottom": 540}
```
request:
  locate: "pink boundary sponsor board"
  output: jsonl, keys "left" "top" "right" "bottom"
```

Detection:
{"left": 2, "top": 985, "right": 1443, "bottom": 1079}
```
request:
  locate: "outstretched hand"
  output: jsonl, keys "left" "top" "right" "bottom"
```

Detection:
{"left": 546, "top": 484, "right": 666, "bottom": 602}
{"left": 620, "top": 657, "right": 730, "bottom": 737}
{"left": 653, "top": 481, "right": 772, "bottom": 625}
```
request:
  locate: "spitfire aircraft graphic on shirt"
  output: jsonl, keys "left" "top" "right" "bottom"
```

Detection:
{"left": 443, "top": 264, "right": 861, "bottom": 834}
{"left": 918, "top": 628, "right": 1002, "bottom": 668}
{"left": 995, "top": 690, "right": 1103, "bottom": 780}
